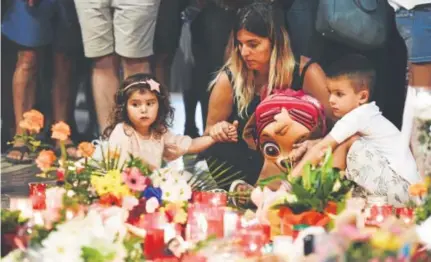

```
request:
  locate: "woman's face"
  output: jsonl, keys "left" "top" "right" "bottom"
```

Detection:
{"left": 236, "top": 29, "right": 271, "bottom": 72}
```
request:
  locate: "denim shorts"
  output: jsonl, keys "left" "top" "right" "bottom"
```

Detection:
{"left": 396, "top": 4, "right": 431, "bottom": 63}
{"left": 1, "top": 0, "right": 82, "bottom": 53}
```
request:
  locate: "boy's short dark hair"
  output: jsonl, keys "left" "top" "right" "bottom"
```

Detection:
{"left": 326, "top": 54, "right": 376, "bottom": 97}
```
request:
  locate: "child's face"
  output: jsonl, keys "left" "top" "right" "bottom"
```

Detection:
{"left": 327, "top": 77, "right": 368, "bottom": 118}
{"left": 127, "top": 89, "right": 159, "bottom": 133}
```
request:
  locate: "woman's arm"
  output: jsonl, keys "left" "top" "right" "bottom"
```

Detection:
{"left": 300, "top": 57, "right": 335, "bottom": 125}
{"left": 204, "top": 71, "right": 235, "bottom": 140}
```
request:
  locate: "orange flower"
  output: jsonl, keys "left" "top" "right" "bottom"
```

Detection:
{"left": 51, "top": 121, "right": 71, "bottom": 141}
{"left": 77, "top": 142, "right": 95, "bottom": 158}
{"left": 408, "top": 183, "right": 427, "bottom": 197}
{"left": 36, "top": 150, "right": 56, "bottom": 170}
{"left": 19, "top": 109, "right": 44, "bottom": 133}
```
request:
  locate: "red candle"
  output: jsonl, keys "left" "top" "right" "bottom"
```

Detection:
{"left": 238, "top": 222, "right": 271, "bottom": 244}
{"left": 395, "top": 207, "right": 414, "bottom": 224}
{"left": 237, "top": 229, "right": 265, "bottom": 257}
{"left": 140, "top": 212, "right": 170, "bottom": 260}
{"left": 192, "top": 191, "right": 227, "bottom": 207}
{"left": 145, "top": 228, "right": 165, "bottom": 259}
{"left": 28, "top": 183, "right": 46, "bottom": 210}
{"left": 186, "top": 204, "right": 225, "bottom": 242}
{"left": 365, "top": 205, "right": 393, "bottom": 227}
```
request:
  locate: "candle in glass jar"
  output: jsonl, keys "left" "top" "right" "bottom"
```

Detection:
{"left": 364, "top": 196, "right": 392, "bottom": 227}
{"left": 28, "top": 183, "right": 46, "bottom": 210}
{"left": 192, "top": 191, "right": 227, "bottom": 207}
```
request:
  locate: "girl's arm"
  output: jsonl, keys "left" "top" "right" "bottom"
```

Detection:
{"left": 188, "top": 122, "right": 238, "bottom": 154}
{"left": 290, "top": 135, "right": 339, "bottom": 178}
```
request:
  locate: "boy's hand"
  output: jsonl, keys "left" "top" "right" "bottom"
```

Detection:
{"left": 226, "top": 120, "right": 239, "bottom": 143}
{"left": 291, "top": 139, "right": 322, "bottom": 162}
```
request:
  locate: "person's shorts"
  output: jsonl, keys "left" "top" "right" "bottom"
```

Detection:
{"left": 1, "top": 0, "right": 82, "bottom": 54}
{"left": 74, "top": 0, "right": 160, "bottom": 58}
{"left": 396, "top": 4, "right": 431, "bottom": 64}
{"left": 153, "top": 0, "right": 189, "bottom": 55}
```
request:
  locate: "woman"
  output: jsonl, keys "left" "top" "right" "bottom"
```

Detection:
{"left": 199, "top": 1, "right": 333, "bottom": 186}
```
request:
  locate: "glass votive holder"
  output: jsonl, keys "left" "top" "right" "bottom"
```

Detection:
{"left": 28, "top": 183, "right": 46, "bottom": 210}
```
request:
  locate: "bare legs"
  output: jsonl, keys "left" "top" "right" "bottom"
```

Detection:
{"left": 52, "top": 52, "right": 78, "bottom": 156}
{"left": 6, "top": 49, "right": 39, "bottom": 161}
{"left": 409, "top": 63, "right": 431, "bottom": 88}
{"left": 154, "top": 53, "right": 170, "bottom": 88}
{"left": 91, "top": 54, "right": 151, "bottom": 133}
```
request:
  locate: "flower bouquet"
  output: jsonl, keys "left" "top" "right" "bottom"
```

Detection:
{"left": 271, "top": 149, "right": 354, "bottom": 238}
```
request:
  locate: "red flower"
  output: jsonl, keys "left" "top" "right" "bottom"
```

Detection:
{"left": 99, "top": 193, "right": 122, "bottom": 207}
{"left": 56, "top": 169, "right": 65, "bottom": 181}
{"left": 127, "top": 198, "right": 147, "bottom": 225}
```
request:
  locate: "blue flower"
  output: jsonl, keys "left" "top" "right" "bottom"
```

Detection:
{"left": 141, "top": 186, "right": 162, "bottom": 204}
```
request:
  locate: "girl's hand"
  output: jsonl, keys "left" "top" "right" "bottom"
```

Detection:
{"left": 209, "top": 121, "right": 234, "bottom": 142}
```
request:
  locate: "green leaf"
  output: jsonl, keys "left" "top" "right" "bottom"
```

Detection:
{"left": 81, "top": 246, "right": 116, "bottom": 262}
{"left": 302, "top": 162, "right": 312, "bottom": 190}
{"left": 291, "top": 183, "right": 312, "bottom": 200}
{"left": 257, "top": 174, "right": 286, "bottom": 187}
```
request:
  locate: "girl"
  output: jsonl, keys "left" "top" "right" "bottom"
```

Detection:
{"left": 102, "top": 73, "right": 238, "bottom": 170}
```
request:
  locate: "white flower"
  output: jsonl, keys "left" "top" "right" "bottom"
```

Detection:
{"left": 40, "top": 229, "right": 83, "bottom": 262}
{"left": 416, "top": 217, "right": 431, "bottom": 250}
{"left": 160, "top": 176, "right": 192, "bottom": 202}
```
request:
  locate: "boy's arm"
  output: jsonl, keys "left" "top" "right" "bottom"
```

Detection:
{"left": 290, "top": 135, "right": 339, "bottom": 178}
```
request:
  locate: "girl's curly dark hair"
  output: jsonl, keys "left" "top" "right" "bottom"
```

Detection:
{"left": 102, "top": 73, "right": 174, "bottom": 139}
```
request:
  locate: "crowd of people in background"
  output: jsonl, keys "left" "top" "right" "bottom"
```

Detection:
{"left": 1, "top": 0, "right": 430, "bottom": 174}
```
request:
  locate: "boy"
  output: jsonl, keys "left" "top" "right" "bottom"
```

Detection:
{"left": 290, "top": 54, "right": 422, "bottom": 206}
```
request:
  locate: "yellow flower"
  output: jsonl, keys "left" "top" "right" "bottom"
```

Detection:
{"left": 371, "top": 231, "right": 402, "bottom": 251}
{"left": 111, "top": 184, "right": 131, "bottom": 198}
{"left": 91, "top": 175, "right": 114, "bottom": 196}
{"left": 268, "top": 209, "right": 281, "bottom": 239}
{"left": 106, "top": 170, "right": 122, "bottom": 183}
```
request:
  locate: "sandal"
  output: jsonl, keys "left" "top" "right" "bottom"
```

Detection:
{"left": 5, "top": 145, "right": 33, "bottom": 164}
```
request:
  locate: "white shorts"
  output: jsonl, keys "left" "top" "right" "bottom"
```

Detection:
{"left": 74, "top": 0, "right": 160, "bottom": 58}
{"left": 346, "top": 138, "right": 411, "bottom": 207}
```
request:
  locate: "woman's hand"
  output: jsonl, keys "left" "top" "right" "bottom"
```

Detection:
{"left": 209, "top": 120, "right": 239, "bottom": 143}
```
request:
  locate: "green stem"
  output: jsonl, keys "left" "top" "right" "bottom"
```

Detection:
{"left": 60, "top": 141, "right": 68, "bottom": 179}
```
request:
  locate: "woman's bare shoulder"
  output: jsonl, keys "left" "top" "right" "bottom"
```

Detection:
{"left": 210, "top": 71, "right": 234, "bottom": 100}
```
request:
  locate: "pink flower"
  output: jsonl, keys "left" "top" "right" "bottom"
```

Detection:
{"left": 145, "top": 197, "right": 160, "bottom": 213}
{"left": 122, "top": 167, "right": 150, "bottom": 192}
{"left": 122, "top": 196, "right": 139, "bottom": 211}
